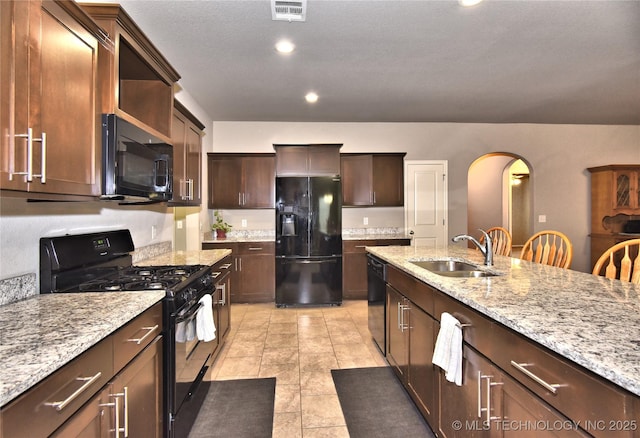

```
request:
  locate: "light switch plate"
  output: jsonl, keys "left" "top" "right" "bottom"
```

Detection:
{"left": 538, "top": 215, "right": 547, "bottom": 223}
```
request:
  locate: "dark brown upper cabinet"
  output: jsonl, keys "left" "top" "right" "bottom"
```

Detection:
{"left": 1, "top": 0, "right": 103, "bottom": 198}
{"left": 274, "top": 144, "right": 342, "bottom": 176}
{"left": 171, "top": 101, "right": 204, "bottom": 205}
{"left": 341, "top": 153, "right": 406, "bottom": 207}
{"left": 80, "top": 3, "right": 180, "bottom": 142}
{"left": 207, "top": 153, "right": 275, "bottom": 209}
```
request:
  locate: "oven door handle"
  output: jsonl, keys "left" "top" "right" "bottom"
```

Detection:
{"left": 175, "top": 291, "right": 215, "bottom": 323}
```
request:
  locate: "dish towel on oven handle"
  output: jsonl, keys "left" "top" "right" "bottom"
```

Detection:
{"left": 196, "top": 294, "right": 216, "bottom": 342}
{"left": 432, "top": 312, "right": 463, "bottom": 386}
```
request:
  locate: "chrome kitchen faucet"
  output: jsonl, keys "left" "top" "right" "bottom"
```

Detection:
{"left": 452, "top": 229, "right": 493, "bottom": 266}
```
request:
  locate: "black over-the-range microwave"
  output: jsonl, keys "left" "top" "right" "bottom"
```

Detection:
{"left": 101, "top": 114, "right": 173, "bottom": 201}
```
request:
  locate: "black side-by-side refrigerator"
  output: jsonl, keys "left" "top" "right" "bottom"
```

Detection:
{"left": 275, "top": 176, "right": 342, "bottom": 307}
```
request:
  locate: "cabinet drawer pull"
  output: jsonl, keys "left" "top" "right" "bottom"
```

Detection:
{"left": 216, "top": 283, "right": 227, "bottom": 305}
{"left": 248, "top": 247, "right": 263, "bottom": 251}
{"left": 354, "top": 245, "right": 367, "bottom": 248}
{"left": 220, "top": 263, "right": 232, "bottom": 270}
{"left": 45, "top": 371, "right": 102, "bottom": 411}
{"left": 127, "top": 325, "right": 159, "bottom": 345}
{"left": 510, "top": 361, "right": 561, "bottom": 394}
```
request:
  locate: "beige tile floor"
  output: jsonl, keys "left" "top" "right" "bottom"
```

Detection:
{"left": 205, "top": 300, "right": 388, "bottom": 438}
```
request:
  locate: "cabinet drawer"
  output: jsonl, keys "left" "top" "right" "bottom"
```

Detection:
{"left": 387, "top": 265, "right": 434, "bottom": 316}
{"left": 343, "top": 240, "right": 369, "bottom": 253}
{"left": 491, "top": 323, "right": 636, "bottom": 436}
{"left": 433, "top": 292, "right": 494, "bottom": 358}
{"left": 238, "top": 241, "right": 275, "bottom": 255}
{"left": 113, "top": 302, "right": 163, "bottom": 373}
{"left": 2, "top": 337, "right": 113, "bottom": 437}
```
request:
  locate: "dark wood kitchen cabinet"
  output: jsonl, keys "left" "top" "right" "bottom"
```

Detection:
{"left": 341, "top": 153, "right": 406, "bottom": 206}
{"left": 53, "top": 336, "right": 163, "bottom": 438}
{"left": 386, "top": 265, "right": 438, "bottom": 425}
{"left": 3, "top": 303, "right": 163, "bottom": 438}
{"left": 171, "top": 100, "right": 204, "bottom": 205}
{"left": 384, "top": 267, "right": 639, "bottom": 438}
{"left": 207, "top": 153, "right": 276, "bottom": 209}
{"left": 80, "top": 3, "right": 180, "bottom": 141}
{"left": 202, "top": 241, "right": 275, "bottom": 303}
{"left": 343, "top": 238, "right": 410, "bottom": 299}
{"left": 1, "top": 0, "right": 103, "bottom": 198}
{"left": 274, "top": 144, "right": 342, "bottom": 176}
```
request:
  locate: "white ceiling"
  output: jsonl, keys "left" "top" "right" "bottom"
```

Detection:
{"left": 95, "top": 0, "right": 640, "bottom": 125}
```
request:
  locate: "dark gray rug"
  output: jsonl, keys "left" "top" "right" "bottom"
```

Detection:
{"left": 187, "top": 378, "right": 276, "bottom": 438}
{"left": 332, "top": 367, "right": 435, "bottom": 438}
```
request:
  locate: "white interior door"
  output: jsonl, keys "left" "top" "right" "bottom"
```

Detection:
{"left": 405, "top": 161, "right": 448, "bottom": 247}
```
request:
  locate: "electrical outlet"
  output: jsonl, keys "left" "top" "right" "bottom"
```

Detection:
{"left": 363, "top": 217, "right": 369, "bottom": 225}
{"left": 241, "top": 219, "right": 247, "bottom": 228}
{"left": 538, "top": 215, "right": 547, "bottom": 223}
{"left": 177, "top": 220, "right": 183, "bottom": 230}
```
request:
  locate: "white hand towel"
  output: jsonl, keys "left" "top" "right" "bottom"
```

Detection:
{"left": 432, "top": 312, "right": 463, "bottom": 386}
{"left": 175, "top": 320, "right": 187, "bottom": 343}
{"left": 196, "top": 294, "right": 216, "bottom": 342}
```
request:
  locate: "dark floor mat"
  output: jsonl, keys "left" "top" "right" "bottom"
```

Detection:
{"left": 331, "top": 367, "right": 435, "bottom": 438}
{"left": 185, "top": 378, "right": 276, "bottom": 438}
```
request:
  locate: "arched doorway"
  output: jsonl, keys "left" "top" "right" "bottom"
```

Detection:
{"left": 467, "top": 153, "right": 532, "bottom": 255}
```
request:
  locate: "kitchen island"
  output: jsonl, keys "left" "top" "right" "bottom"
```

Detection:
{"left": 367, "top": 244, "right": 639, "bottom": 436}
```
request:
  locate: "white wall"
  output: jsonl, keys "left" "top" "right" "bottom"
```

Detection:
{"left": 0, "top": 198, "right": 174, "bottom": 278}
{"left": 209, "top": 121, "right": 640, "bottom": 273}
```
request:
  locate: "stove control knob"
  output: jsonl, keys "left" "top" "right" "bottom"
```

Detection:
{"left": 201, "top": 275, "right": 213, "bottom": 287}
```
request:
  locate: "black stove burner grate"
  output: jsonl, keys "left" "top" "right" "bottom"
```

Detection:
{"left": 74, "top": 265, "right": 208, "bottom": 293}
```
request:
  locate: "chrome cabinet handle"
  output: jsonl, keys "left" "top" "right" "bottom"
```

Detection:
{"left": 187, "top": 178, "right": 194, "bottom": 200}
{"left": 355, "top": 245, "right": 367, "bottom": 248}
{"left": 510, "top": 361, "right": 561, "bottom": 394}
{"left": 35, "top": 131, "right": 46, "bottom": 183}
{"left": 477, "top": 371, "right": 482, "bottom": 418}
{"left": 372, "top": 191, "right": 376, "bottom": 204}
{"left": 238, "top": 192, "right": 242, "bottom": 206}
{"left": 45, "top": 371, "right": 102, "bottom": 411}
{"left": 99, "top": 397, "right": 118, "bottom": 437}
{"left": 11, "top": 128, "right": 45, "bottom": 182}
{"left": 220, "top": 263, "right": 232, "bottom": 270}
{"left": 397, "top": 301, "right": 402, "bottom": 331}
{"left": 179, "top": 179, "right": 186, "bottom": 199}
{"left": 248, "top": 247, "right": 263, "bottom": 251}
{"left": 478, "top": 374, "right": 502, "bottom": 423}
{"left": 216, "top": 283, "right": 226, "bottom": 305}
{"left": 126, "top": 325, "right": 159, "bottom": 345}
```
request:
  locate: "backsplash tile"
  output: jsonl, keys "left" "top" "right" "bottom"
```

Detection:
{"left": 132, "top": 241, "right": 173, "bottom": 263}
{"left": 0, "top": 273, "right": 37, "bottom": 306}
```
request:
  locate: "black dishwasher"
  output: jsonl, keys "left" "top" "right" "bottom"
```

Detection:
{"left": 367, "top": 254, "right": 387, "bottom": 355}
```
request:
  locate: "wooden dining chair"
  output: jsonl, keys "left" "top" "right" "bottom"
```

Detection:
{"left": 520, "top": 230, "right": 573, "bottom": 269}
{"left": 592, "top": 238, "right": 640, "bottom": 283}
{"left": 479, "top": 227, "right": 512, "bottom": 256}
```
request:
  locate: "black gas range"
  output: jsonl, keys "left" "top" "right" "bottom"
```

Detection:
{"left": 40, "top": 229, "right": 224, "bottom": 438}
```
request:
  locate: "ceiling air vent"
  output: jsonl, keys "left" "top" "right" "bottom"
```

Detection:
{"left": 271, "top": 0, "right": 307, "bottom": 22}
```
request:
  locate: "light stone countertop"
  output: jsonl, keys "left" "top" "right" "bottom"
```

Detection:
{"left": 137, "top": 249, "right": 232, "bottom": 266}
{"left": 342, "top": 232, "right": 412, "bottom": 241}
{"left": 0, "top": 292, "right": 165, "bottom": 407}
{"left": 366, "top": 245, "right": 640, "bottom": 397}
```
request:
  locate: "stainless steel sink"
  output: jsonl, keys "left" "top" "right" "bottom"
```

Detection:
{"left": 411, "top": 260, "right": 477, "bottom": 271}
{"left": 410, "top": 260, "right": 499, "bottom": 278}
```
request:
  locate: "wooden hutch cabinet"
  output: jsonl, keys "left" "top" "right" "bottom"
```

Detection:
{"left": 341, "top": 153, "right": 406, "bottom": 207}
{"left": 207, "top": 154, "right": 276, "bottom": 209}
{"left": 79, "top": 3, "right": 180, "bottom": 142}
{"left": 587, "top": 165, "right": 640, "bottom": 269}
{"left": 1, "top": 0, "right": 103, "bottom": 198}
{"left": 171, "top": 100, "right": 204, "bottom": 205}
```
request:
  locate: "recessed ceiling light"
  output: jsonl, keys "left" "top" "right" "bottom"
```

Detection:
{"left": 275, "top": 40, "right": 295, "bottom": 54}
{"left": 305, "top": 92, "right": 318, "bottom": 103}
{"left": 459, "top": 0, "right": 483, "bottom": 6}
